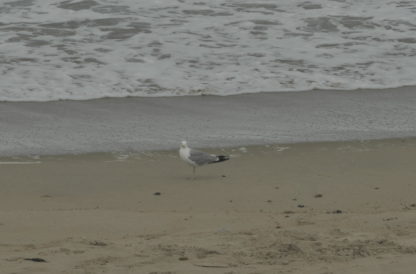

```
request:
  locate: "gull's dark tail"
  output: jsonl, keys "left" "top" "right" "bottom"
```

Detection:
{"left": 212, "top": 155, "right": 230, "bottom": 164}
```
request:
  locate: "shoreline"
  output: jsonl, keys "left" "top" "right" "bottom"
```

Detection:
{"left": 1, "top": 138, "right": 416, "bottom": 273}
{"left": 1, "top": 84, "right": 415, "bottom": 104}
{"left": 1, "top": 135, "right": 416, "bottom": 159}
{"left": 0, "top": 86, "right": 415, "bottom": 156}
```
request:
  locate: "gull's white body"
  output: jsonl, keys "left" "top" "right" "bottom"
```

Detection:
{"left": 179, "top": 143, "right": 196, "bottom": 166}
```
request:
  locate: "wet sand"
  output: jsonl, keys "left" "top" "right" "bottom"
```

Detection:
{"left": 1, "top": 138, "right": 416, "bottom": 273}
{"left": 1, "top": 86, "right": 416, "bottom": 156}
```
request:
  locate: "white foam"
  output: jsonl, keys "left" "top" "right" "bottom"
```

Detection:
{"left": 0, "top": 161, "right": 41, "bottom": 165}
{"left": 1, "top": 0, "right": 416, "bottom": 101}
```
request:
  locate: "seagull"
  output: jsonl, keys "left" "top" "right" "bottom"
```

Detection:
{"left": 179, "top": 141, "right": 229, "bottom": 178}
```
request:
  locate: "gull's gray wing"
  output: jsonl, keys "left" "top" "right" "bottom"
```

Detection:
{"left": 189, "top": 149, "right": 217, "bottom": 166}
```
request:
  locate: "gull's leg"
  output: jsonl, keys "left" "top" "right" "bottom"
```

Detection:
{"left": 192, "top": 166, "right": 196, "bottom": 180}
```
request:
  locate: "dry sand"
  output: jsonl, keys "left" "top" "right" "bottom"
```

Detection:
{"left": 1, "top": 138, "right": 416, "bottom": 273}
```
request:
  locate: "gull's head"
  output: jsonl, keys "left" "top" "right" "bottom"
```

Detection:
{"left": 180, "top": 140, "right": 188, "bottom": 149}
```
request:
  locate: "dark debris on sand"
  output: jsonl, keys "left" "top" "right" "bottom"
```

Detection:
{"left": 24, "top": 258, "right": 47, "bottom": 263}
{"left": 327, "top": 209, "right": 343, "bottom": 214}
{"left": 89, "top": 240, "right": 108, "bottom": 246}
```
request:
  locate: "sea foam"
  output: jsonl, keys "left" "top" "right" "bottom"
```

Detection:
{"left": 1, "top": 0, "right": 416, "bottom": 101}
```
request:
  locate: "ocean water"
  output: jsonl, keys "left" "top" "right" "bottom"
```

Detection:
{"left": 1, "top": 0, "right": 416, "bottom": 102}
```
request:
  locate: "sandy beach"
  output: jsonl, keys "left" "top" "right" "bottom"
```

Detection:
{"left": 1, "top": 138, "right": 416, "bottom": 273}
